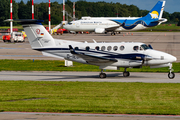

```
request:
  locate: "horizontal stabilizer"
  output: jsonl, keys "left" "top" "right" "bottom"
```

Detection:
{"left": 150, "top": 18, "right": 167, "bottom": 23}
{"left": 5, "top": 19, "right": 44, "bottom": 24}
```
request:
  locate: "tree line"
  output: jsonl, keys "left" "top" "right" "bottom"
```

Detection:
{"left": 0, "top": 0, "right": 180, "bottom": 26}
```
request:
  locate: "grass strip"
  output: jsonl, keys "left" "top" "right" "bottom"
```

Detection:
{"left": 0, "top": 81, "right": 180, "bottom": 115}
{"left": 0, "top": 59, "right": 179, "bottom": 73}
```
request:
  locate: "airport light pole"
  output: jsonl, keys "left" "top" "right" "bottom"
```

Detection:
{"left": 49, "top": 0, "right": 51, "bottom": 32}
{"left": 63, "top": 0, "right": 65, "bottom": 21}
{"left": 32, "top": 0, "right": 34, "bottom": 19}
{"left": 10, "top": 0, "right": 13, "bottom": 34}
{"left": 73, "top": 2, "right": 75, "bottom": 21}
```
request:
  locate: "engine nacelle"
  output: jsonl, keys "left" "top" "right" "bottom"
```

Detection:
{"left": 95, "top": 28, "right": 105, "bottom": 34}
{"left": 150, "top": 63, "right": 170, "bottom": 68}
{"left": 99, "top": 66, "right": 119, "bottom": 70}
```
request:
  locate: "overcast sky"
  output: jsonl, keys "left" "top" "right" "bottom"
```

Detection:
{"left": 15, "top": 0, "right": 179, "bottom": 13}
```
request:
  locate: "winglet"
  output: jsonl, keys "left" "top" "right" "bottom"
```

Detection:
{"left": 69, "top": 45, "right": 76, "bottom": 54}
{"left": 121, "top": 19, "right": 127, "bottom": 26}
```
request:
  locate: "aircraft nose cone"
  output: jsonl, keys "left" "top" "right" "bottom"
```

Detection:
{"left": 172, "top": 56, "right": 177, "bottom": 62}
{"left": 168, "top": 54, "right": 177, "bottom": 63}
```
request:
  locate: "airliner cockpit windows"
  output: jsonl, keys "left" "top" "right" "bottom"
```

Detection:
{"left": 120, "top": 46, "right": 125, "bottom": 51}
{"left": 68, "top": 22, "right": 72, "bottom": 25}
{"left": 133, "top": 46, "right": 139, "bottom": 51}
{"left": 113, "top": 46, "right": 118, "bottom": 51}
{"left": 101, "top": 46, "right": 106, "bottom": 51}
{"left": 95, "top": 46, "right": 100, "bottom": 50}
{"left": 141, "top": 44, "right": 151, "bottom": 50}
{"left": 107, "top": 46, "right": 112, "bottom": 51}
{"left": 86, "top": 46, "right": 90, "bottom": 51}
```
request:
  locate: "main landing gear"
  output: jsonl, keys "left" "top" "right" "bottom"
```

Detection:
{"left": 123, "top": 68, "right": 130, "bottom": 77}
{"left": 99, "top": 68, "right": 130, "bottom": 78}
{"left": 168, "top": 63, "right": 175, "bottom": 79}
{"left": 111, "top": 32, "right": 116, "bottom": 36}
{"left": 99, "top": 69, "right": 107, "bottom": 78}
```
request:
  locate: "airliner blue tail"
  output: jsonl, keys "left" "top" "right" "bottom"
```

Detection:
{"left": 143, "top": 1, "right": 166, "bottom": 20}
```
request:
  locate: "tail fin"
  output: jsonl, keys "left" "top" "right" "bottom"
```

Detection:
{"left": 6, "top": 19, "right": 56, "bottom": 49}
{"left": 143, "top": 1, "right": 166, "bottom": 20}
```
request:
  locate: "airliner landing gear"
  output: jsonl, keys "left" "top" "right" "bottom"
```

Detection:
{"left": 123, "top": 68, "right": 130, "bottom": 77}
{"left": 168, "top": 63, "right": 175, "bottom": 79}
{"left": 111, "top": 32, "right": 116, "bottom": 36}
{"left": 99, "top": 69, "right": 106, "bottom": 78}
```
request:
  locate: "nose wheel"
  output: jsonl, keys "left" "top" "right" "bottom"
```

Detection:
{"left": 168, "top": 63, "right": 175, "bottom": 79}
{"left": 168, "top": 72, "right": 175, "bottom": 79}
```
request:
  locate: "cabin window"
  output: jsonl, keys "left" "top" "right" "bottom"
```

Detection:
{"left": 101, "top": 46, "right": 106, "bottom": 51}
{"left": 120, "top": 45, "right": 124, "bottom": 51}
{"left": 75, "top": 47, "right": 79, "bottom": 50}
{"left": 86, "top": 46, "right": 90, "bottom": 51}
{"left": 95, "top": 46, "right": 99, "bottom": 50}
{"left": 133, "top": 46, "right": 139, "bottom": 51}
{"left": 107, "top": 46, "right": 112, "bottom": 51}
{"left": 113, "top": 46, "right": 118, "bottom": 51}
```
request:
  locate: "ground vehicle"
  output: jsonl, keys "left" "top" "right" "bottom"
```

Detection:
{"left": 13, "top": 32, "right": 25, "bottom": 42}
{"left": 53, "top": 29, "right": 68, "bottom": 35}
{"left": 2, "top": 32, "right": 25, "bottom": 42}
{"left": 2, "top": 34, "right": 11, "bottom": 42}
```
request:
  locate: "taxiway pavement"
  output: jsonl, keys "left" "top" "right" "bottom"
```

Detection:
{"left": 0, "top": 71, "right": 179, "bottom": 83}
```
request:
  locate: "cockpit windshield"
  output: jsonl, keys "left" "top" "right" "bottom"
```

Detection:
{"left": 141, "top": 44, "right": 151, "bottom": 50}
{"left": 67, "top": 22, "right": 72, "bottom": 25}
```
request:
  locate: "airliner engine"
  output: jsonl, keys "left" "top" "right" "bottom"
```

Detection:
{"left": 95, "top": 28, "right": 105, "bottom": 34}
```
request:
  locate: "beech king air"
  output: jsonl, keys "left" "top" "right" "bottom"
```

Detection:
{"left": 64, "top": 1, "right": 167, "bottom": 35}
{"left": 7, "top": 19, "right": 176, "bottom": 79}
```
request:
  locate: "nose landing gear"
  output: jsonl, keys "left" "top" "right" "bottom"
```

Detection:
{"left": 168, "top": 63, "right": 175, "bottom": 79}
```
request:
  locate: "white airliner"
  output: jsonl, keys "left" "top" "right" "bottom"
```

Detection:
{"left": 7, "top": 19, "right": 177, "bottom": 79}
{"left": 64, "top": 1, "right": 167, "bottom": 35}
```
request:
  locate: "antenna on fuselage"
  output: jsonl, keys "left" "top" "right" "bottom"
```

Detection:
{"left": 93, "top": 39, "right": 97, "bottom": 43}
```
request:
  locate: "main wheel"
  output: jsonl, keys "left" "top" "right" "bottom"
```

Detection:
{"left": 99, "top": 73, "right": 106, "bottom": 78}
{"left": 168, "top": 72, "right": 175, "bottom": 79}
{"left": 123, "top": 72, "right": 130, "bottom": 77}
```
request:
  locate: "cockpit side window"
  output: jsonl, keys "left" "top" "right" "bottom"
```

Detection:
{"left": 133, "top": 46, "right": 139, "bottom": 51}
{"left": 68, "top": 22, "right": 72, "bottom": 25}
{"left": 141, "top": 44, "right": 151, "bottom": 50}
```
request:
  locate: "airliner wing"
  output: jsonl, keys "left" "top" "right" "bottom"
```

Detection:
{"left": 69, "top": 45, "right": 117, "bottom": 63}
{"left": 105, "top": 25, "right": 120, "bottom": 31}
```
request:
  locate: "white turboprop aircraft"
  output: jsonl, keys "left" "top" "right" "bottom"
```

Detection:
{"left": 8, "top": 19, "right": 177, "bottom": 79}
{"left": 64, "top": 1, "right": 167, "bottom": 35}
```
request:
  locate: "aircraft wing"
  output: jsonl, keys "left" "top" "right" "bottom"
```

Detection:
{"left": 105, "top": 25, "right": 121, "bottom": 32}
{"left": 105, "top": 19, "right": 127, "bottom": 31}
{"left": 69, "top": 45, "right": 117, "bottom": 63}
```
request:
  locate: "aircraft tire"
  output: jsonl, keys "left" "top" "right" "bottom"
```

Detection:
{"left": 99, "top": 73, "right": 106, "bottom": 78}
{"left": 123, "top": 72, "right": 130, "bottom": 77}
{"left": 168, "top": 72, "right": 175, "bottom": 79}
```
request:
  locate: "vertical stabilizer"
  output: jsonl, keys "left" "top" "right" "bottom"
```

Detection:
{"left": 143, "top": 1, "right": 166, "bottom": 20}
{"left": 21, "top": 20, "right": 56, "bottom": 49}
